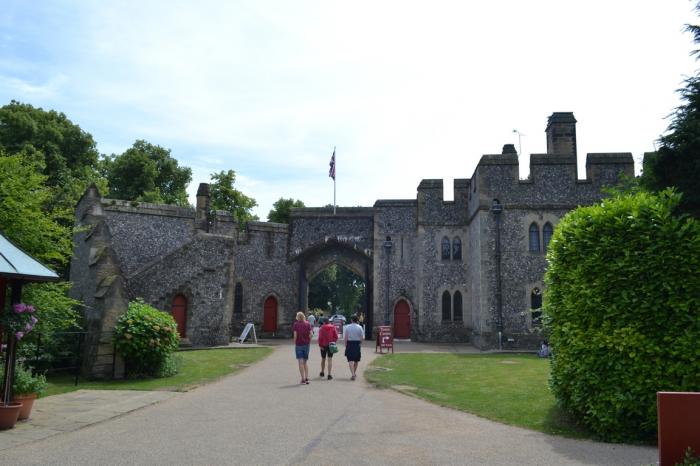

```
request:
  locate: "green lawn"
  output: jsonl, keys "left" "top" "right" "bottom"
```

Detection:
{"left": 366, "top": 353, "right": 590, "bottom": 439}
{"left": 43, "top": 347, "right": 273, "bottom": 397}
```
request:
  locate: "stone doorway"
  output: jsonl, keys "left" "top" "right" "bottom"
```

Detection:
{"left": 394, "top": 299, "right": 411, "bottom": 338}
{"left": 172, "top": 294, "right": 187, "bottom": 338}
{"left": 263, "top": 296, "right": 278, "bottom": 332}
{"left": 295, "top": 241, "right": 373, "bottom": 338}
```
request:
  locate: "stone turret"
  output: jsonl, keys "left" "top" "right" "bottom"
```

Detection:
{"left": 546, "top": 112, "right": 577, "bottom": 157}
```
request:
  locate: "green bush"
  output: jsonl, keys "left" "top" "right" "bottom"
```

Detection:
{"left": 113, "top": 299, "right": 180, "bottom": 377}
{"left": 544, "top": 189, "right": 700, "bottom": 442}
{"left": 12, "top": 363, "right": 48, "bottom": 395}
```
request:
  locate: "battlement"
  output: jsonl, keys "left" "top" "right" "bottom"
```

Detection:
{"left": 457, "top": 112, "right": 635, "bottom": 213}
{"left": 417, "top": 178, "right": 470, "bottom": 225}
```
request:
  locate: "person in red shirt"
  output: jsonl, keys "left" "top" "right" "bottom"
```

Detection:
{"left": 317, "top": 317, "right": 339, "bottom": 380}
{"left": 292, "top": 311, "right": 313, "bottom": 384}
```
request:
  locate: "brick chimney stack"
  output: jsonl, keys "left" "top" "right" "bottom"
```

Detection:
{"left": 196, "top": 183, "right": 210, "bottom": 232}
{"left": 546, "top": 112, "right": 577, "bottom": 157}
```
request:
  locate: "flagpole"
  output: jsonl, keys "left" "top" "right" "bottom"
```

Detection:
{"left": 333, "top": 146, "right": 336, "bottom": 215}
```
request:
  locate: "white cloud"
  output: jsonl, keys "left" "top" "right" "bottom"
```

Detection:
{"left": 1, "top": 0, "right": 698, "bottom": 218}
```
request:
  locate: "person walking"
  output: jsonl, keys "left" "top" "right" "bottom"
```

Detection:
{"left": 317, "top": 318, "right": 339, "bottom": 380}
{"left": 292, "top": 311, "right": 313, "bottom": 384}
{"left": 344, "top": 315, "right": 365, "bottom": 380}
{"left": 307, "top": 312, "right": 316, "bottom": 328}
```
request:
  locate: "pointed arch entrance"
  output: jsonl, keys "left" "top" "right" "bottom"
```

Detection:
{"left": 263, "top": 295, "right": 278, "bottom": 332}
{"left": 394, "top": 299, "right": 411, "bottom": 339}
{"left": 295, "top": 240, "right": 373, "bottom": 338}
{"left": 171, "top": 294, "right": 187, "bottom": 338}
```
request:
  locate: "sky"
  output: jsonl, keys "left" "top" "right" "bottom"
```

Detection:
{"left": 1, "top": 1, "right": 698, "bottom": 219}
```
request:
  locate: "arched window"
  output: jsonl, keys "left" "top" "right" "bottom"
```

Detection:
{"left": 543, "top": 223, "right": 553, "bottom": 252}
{"left": 234, "top": 282, "right": 243, "bottom": 314}
{"left": 452, "top": 237, "right": 462, "bottom": 261}
{"left": 441, "top": 237, "right": 451, "bottom": 260}
{"left": 529, "top": 223, "right": 540, "bottom": 252}
{"left": 453, "top": 291, "right": 463, "bottom": 321}
{"left": 531, "top": 287, "right": 542, "bottom": 325}
{"left": 441, "top": 291, "right": 451, "bottom": 321}
{"left": 531, "top": 287, "right": 542, "bottom": 309}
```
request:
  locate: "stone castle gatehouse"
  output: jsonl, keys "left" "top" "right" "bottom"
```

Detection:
{"left": 70, "top": 112, "right": 633, "bottom": 376}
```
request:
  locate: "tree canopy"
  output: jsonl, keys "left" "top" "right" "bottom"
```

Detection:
{"left": 0, "top": 151, "right": 81, "bottom": 335}
{"left": 308, "top": 265, "right": 365, "bottom": 317}
{"left": 641, "top": 3, "right": 700, "bottom": 217}
{"left": 0, "top": 100, "right": 100, "bottom": 186}
{"left": 267, "top": 197, "right": 305, "bottom": 223}
{"left": 102, "top": 140, "right": 192, "bottom": 206}
{"left": 209, "top": 170, "right": 258, "bottom": 228}
{"left": 0, "top": 152, "right": 72, "bottom": 269}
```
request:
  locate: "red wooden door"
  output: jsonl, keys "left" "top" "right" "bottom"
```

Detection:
{"left": 263, "top": 296, "right": 278, "bottom": 332}
{"left": 394, "top": 299, "right": 411, "bottom": 339}
{"left": 172, "top": 294, "right": 187, "bottom": 338}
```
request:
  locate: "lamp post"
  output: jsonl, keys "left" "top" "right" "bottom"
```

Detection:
{"left": 491, "top": 199, "right": 504, "bottom": 350}
{"left": 383, "top": 236, "right": 393, "bottom": 326}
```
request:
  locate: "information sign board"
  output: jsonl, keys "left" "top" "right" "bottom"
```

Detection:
{"left": 375, "top": 325, "right": 393, "bottom": 353}
{"left": 238, "top": 322, "right": 257, "bottom": 344}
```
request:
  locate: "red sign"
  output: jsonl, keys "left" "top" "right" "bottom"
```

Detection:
{"left": 375, "top": 325, "right": 393, "bottom": 353}
{"left": 333, "top": 319, "right": 343, "bottom": 336}
{"left": 657, "top": 392, "right": 700, "bottom": 466}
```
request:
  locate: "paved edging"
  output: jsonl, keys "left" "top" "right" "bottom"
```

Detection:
{"left": 0, "top": 389, "right": 179, "bottom": 451}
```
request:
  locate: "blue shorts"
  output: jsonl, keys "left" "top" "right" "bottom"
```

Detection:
{"left": 295, "top": 344, "right": 310, "bottom": 360}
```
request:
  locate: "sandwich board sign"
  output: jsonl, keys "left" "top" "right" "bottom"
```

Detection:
{"left": 238, "top": 323, "right": 257, "bottom": 344}
{"left": 375, "top": 326, "right": 393, "bottom": 353}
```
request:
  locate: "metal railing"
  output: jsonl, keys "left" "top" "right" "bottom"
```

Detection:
{"left": 23, "top": 331, "right": 87, "bottom": 386}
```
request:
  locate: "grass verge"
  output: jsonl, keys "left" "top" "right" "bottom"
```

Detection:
{"left": 43, "top": 347, "right": 273, "bottom": 397}
{"left": 366, "top": 353, "right": 591, "bottom": 439}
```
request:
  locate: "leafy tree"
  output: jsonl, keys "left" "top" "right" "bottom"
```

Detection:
{"left": 209, "top": 170, "right": 258, "bottom": 228}
{"left": 0, "top": 100, "right": 100, "bottom": 186}
{"left": 102, "top": 140, "right": 192, "bottom": 206}
{"left": 0, "top": 152, "right": 82, "bottom": 345}
{"left": 544, "top": 189, "right": 700, "bottom": 442}
{"left": 336, "top": 266, "right": 365, "bottom": 315}
{"left": 308, "top": 265, "right": 365, "bottom": 316}
{"left": 0, "top": 153, "right": 72, "bottom": 268}
{"left": 267, "top": 197, "right": 305, "bottom": 223}
{"left": 308, "top": 267, "right": 336, "bottom": 313}
{"left": 642, "top": 4, "right": 700, "bottom": 217}
{"left": 0, "top": 101, "right": 107, "bottom": 227}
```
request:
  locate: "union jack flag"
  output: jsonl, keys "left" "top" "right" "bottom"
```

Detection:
{"left": 328, "top": 148, "right": 336, "bottom": 180}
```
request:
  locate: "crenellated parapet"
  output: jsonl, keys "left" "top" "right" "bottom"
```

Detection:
{"left": 469, "top": 112, "right": 633, "bottom": 208}
{"left": 417, "top": 179, "right": 471, "bottom": 226}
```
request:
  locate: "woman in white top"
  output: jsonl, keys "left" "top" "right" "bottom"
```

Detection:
{"left": 344, "top": 315, "right": 365, "bottom": 380}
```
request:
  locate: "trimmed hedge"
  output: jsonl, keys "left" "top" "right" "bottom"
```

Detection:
{"left": 113, "top": 299, "right": 180, "bottom": 377}
{"left": 544, "top": 189, "right": 700, "bottom": 442}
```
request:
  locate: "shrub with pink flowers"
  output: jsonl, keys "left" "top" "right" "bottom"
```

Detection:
{"left": 0, "top": 303, "right": 39, "bottom": 341}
